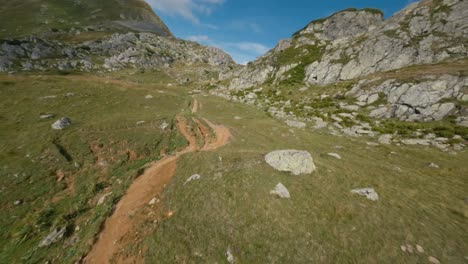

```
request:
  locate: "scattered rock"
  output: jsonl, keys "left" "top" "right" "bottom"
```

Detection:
{"left": 160, "top": 121, "right": 169, "bottom": 130}
{"left": 13, "top": 200, "right": 22, "bottom": 206}
{"left": 406, "top": 244, "right": 414, "bottom": 253}
{"left": 41, "top": 95, "right": 57, "bottom": 99}
{"left": 234, "top": 116, "right": 242, "bottom": 120}
{"left": 40, "top": 114, "right": 55, "bottom": 119}
{"left": 51, "top": 117, "right": 72, "bottom": 130}
{"left": 428, "top": 256, "right": 440, "bottom": 264}
{"left": 312, "top": 117, "right": 327, "bottom": 129}
{"left": 136, "top": 121, "right": 145, "bottom": 125}
{"left": 327, "top": 153, "right": 342, "bottom": 159}
{"left": 39, "top": 227, "right": 67, "bottom": 247}
{"left": 351, "top": 188, "right": 379, "bottom": 201}
{"left": 145, "top": 94, "right": 153, "bottom": 99}
{"left": 401, "top": 139, "right": 430, "bottom": 146}
{"left": 400, "top": 245, "right": 407, "bottom": 252}
{"left": 226, "top": 248, "right": 234, "bottom": 264}
{"left": 285, "top": 120, "right": 306, "bottom": 129}
{"left": 148, "top": 197, "right": 158, "bottom": 205}
{"left": 428, "top": 163, "right": 439, "bottom": 168}
{"left": 416, "top": 244, "right": 424, "bottom": 253}
{"left": 270, "top": 183, "right": 290, "bottom": 199}
{"left": 378, "top": 134, "right": 392, "bottom": 145}
{"left": 265, "top": 150, "right": 316, "bottom": 175}
{"left": 184, "top": 174, "right": 201, "bottom": 185}
{"left": 97, "top": 192, "right": 112, "bottom": 205}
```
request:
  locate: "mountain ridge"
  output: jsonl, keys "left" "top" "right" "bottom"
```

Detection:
{"left": 0, "top": 0, "right": 172, "bottom": 38}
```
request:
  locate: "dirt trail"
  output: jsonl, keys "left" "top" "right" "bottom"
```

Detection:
{"left": 85, "top": 100, "right": 230, "bottom": 264}
{"left": 192, "top": 98, "right": 198, "bottom": 114}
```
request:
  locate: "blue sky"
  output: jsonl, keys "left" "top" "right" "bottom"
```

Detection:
{"left": 146, "top": 0, "right": 417, "bottom": 64}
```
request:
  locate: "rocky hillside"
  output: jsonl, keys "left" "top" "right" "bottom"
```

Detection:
{"left": 0, "top": 1, "right": 235, "bottom": 76}
{"left": 0, "top": 32, "right": 234, "bottom": 74}
{"left": 0, "top": 0, "right": 172, "bottom": 38}
{"left": 214, "top": 0, "right": 468, "bottom": 150}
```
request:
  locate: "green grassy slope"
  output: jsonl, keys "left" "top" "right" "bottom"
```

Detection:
{"left": 0, "top": 71, "right": 466, "bottom": 263}
{"left": 140, "top": 96, "right": 467, "bottom": 263}
{"left": 0, "top": 0, "right": 172, "bottom": 38}
{"left": 0, "top": 70, "right": 188, "bottom": 263}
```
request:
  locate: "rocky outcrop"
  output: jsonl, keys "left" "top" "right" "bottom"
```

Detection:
{"left": 296, "top": 8, "right": 383, "bottom": 41}
{"left": 0, "top": 32, "right": 234, "bottom": 72}
{"left": 225, "top": 0, "right": 468, "bottom": 90}
{"left": 349, "top": 74, "right": 467, "bottom": 122}
{"left": 304, "top": 0, "right": 468, "bottom": 85}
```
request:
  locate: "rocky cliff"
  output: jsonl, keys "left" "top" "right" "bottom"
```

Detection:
{"left": 213, "top": 0, "right": 468, "bottom": 149}
{"left": 225, "top": 0, "right": 467, "bottom": 89}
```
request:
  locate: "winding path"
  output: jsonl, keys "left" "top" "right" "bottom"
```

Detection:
{"left": 85, "top": 99, "right": 231, "bottom": 263}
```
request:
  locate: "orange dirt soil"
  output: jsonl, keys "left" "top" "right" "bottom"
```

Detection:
{"left": 85, "top": 100, "right": 230, "bottom": 263}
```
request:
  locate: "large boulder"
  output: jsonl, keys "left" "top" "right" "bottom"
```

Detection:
{"left": 265, "top": 150, "right": 316, "bottom": 175}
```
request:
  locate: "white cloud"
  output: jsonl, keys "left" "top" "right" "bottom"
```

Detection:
{"left": 188, "top": 35, "right": 210, "bottom": 42}
{"left": 186, "top": 35, "right": 270, "bottom": 64}
{"left": 232, "top": 42, "right": 269, "bottom": 54}
{"left": 146, "top": 0, "right": 224, "bottom": 24}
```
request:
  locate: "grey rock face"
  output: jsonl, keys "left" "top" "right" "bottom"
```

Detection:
{"left": 351, "top": 188, "right": 379, "bottom": 201}
{"left": 0, "top": 32, "right": 235, "bottom": 73}
{"left": 298, "top": 9, "right": 383, "bottom": 41}
{"left": 226, "top": 0, "right": 468, "bottom": 90}
{"left": 270, "top": 183, "right": 291, "bottom": 198}
{"left": 350, "top": 75, "right": 466, "bottom": 121}
{"left": 51, "top": 117, "right": 72, "bottom": 130}
{"left": 304, "top": 0, "right": 468, "bottom": 85}
{"left": 265, "top": 150, "right": 316, "bottom": 175}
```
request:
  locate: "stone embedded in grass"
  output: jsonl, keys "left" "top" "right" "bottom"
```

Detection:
{"left": 351, "top": 188, "right": 379, "bottom": 201}
{"left": 145, "top": 94, "right": 153, "bottom": 99}
{"left": 13, "top": 200, "right": 22, "bottom": 206}
{"left": 226, "top": 248, "right": 234, "bottom": 264}
{"left": 428, "top": 256, "right": 440, "bottom": 264}
{"left": 265, "top": 150, "right": 316, "bottom": 175}
{"left": 184, "top": 174, "right": 201, "bottom": 185}
{"left": 416, "top": 244, "right": 424, "bottom": 253}
{"left": 96, "top": 192, "right": 112, "bottom": 206}
{"left": 51, "top": 117, "right": 72, "bottom": 130}
{"left": 160, "top": 121, "right": 169, "bottom": 130}
{"left": 40, "top": 113, "right": 55, "bottom": 119}
{"left": 39, "top": 227, "right": 66, "bottom": 247}
{"left": 327, "top": 153, "right": 342, "bottom": 159}
{"left": 270, "top": 183, "right": 290, "bottom": 199}
{"left": 428, "top": 162, "right": 439, "bottom": 168}
{"left": 136, "top": 121, "right": 146, "bottom": 125}
{"left": 285, "top": 120, "right": 306, "bottom": 129}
